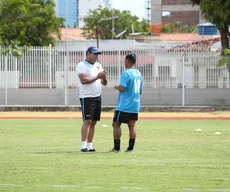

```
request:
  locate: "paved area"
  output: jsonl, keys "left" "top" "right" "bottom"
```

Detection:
{"left": 0, "top": 112, "right": 230, "bottom": 120}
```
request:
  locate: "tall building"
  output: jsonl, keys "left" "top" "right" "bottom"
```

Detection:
{"left": 55, "top": 0, "right": 78, "bottom": 27}
{"left": 104, "top": 0, "right": 112, "bottom": 9}
{"left": 151, "top": 0, "right": 205, "bottom": 25}
{"left": 54, "top": 0, "right": 111, "bottom": 28}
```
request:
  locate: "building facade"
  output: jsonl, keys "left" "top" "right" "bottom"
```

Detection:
{"left": 55, "top": 0, "right": 78, "bottom": 27}
{"left": 54, "top": 0, "right": 112, "bottom": 27}
{"left": 151, "top": 0, "right": 205, "bottom": 25}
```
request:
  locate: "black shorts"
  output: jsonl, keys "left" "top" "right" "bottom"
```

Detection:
{"left": 113, "top": 110, "right": 138, "bottom": 124}
{"left": 80, "top": 96, "right": 101, "bottom": 121}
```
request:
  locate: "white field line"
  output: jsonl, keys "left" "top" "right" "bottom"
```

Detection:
{"left": 183, "top": 188, "right": 230, "bottom": 192}
{"left": 0, "top": 124, "right": 74, "bottom": 127}
{"left": 0, "top": 183, "right": 147, "bottom": 190}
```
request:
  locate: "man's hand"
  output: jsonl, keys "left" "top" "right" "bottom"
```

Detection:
{"left": 97, "top": 71, "right": 107, "bottom": 79}
{"left": 100, "top": 71, "right": 108, "bottom": 85}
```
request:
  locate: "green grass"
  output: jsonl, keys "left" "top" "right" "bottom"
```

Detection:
{"left": 0, "top": 120, "right": 230, "bottom": 192}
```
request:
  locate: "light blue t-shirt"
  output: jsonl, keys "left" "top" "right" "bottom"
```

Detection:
{"left": 116, "top": 68, "right": 143, "bottom": 113}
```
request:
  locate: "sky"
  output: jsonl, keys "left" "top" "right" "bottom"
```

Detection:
{"left": 112, "top": 0, "right": 146, "bottom": 20}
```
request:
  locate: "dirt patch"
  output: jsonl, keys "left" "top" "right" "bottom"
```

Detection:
{"left": 0, "top": 112, "right": 230, "bottom": 120}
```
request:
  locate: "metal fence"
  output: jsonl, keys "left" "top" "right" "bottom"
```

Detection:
{"left": 0, "top": 45, "right": 230, "bottom": 107}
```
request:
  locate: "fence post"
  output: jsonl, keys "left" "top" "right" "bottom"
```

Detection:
{"left": 182, "top": 53, "right": 185, "bottom": 107}
{"left": 49, "top": 44, "right": 52, "bottom": 89}
{"left": 64, "top": 54, "right": 69, "bottom": 106}
{"left": 4, "top": 56, "right": 8, "bottom": 106}
{"left": 15, "top": 57, "right": 18, "bottom": 89}
{"left": 118, "top": 50, "right": 121, "bottom": 81}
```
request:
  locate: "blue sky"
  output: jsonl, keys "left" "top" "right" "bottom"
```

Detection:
{"left": 112, "top": 0, "right": 146, "bottom": 19}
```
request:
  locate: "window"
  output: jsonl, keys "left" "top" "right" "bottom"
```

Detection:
{"left": 162, "top": 11, "right": 171, "bottom": 17}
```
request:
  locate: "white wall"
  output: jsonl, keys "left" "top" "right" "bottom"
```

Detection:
{"left": 55, "top": 71, "right": 78, "bottom": 88}
{"left": 0, "top": 71, "right": 20, "bottom": 88}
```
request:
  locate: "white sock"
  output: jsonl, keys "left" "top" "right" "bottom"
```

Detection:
{"left": 87, "top": 142, "right": 93, "bottom": 150}
{"left": 81, "top": 141, "right": 87, "bottom": 149}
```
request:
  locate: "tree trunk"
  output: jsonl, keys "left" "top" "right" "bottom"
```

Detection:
{"left": 219, "top": 26, "right": 229, "bottom": 51}
{"left": 219, "top": 26, "right": 230, "bottom": 84}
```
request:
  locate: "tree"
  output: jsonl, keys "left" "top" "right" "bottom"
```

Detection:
{"left": 190, "top": 0, "right": 230, "bottom": 50}
{"left": 0, "top": 40, "right": 27, "bottom": 57}
{"left": 191, "top": 0, "right": 230, "bottom": 82}
{"left": 149, "top": 22, "right": 197, "bottom": 34}
{"left": 0, "top": 0, "right": 64, "bottom": 46}
{"left": 82, "top": 8, "right": 149, "bottom": 40}
{"left": 218, "top": 48, "right": 230, "bottom": 75}
{"left": 191, "top": 0, "right": 230, "bottom": 85}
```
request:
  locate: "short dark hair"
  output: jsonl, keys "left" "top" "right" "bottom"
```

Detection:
{"left": 125, "top": 53, "right": 136, "bottom": 64}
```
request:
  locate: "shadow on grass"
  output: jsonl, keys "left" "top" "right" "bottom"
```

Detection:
{"left": 30, "top": 151, "right": 112, "bottom": 155}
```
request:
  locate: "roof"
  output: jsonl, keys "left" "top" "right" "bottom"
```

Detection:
{"left": 167, "top": 37, "right": 222, "bottom": 52}
{"left": 159, "top": 33, "right": 220, "bottom": 42}
{"left": 58, "top": 28, "right": 86, "bottom": 40}
{"left": 128, "top": 33, "right": 220, "bottom": 42}
{"left": 168, "top": 35, "right": 230, "bottom": 52}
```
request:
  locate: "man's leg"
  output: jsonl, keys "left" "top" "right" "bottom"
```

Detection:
{"left": 81, "top": 119, "right": 92, "bottom": 151}
{"left": 87, "top": 96, "right": 101, "bottom": 152}
{"left": 87, "top": 120, "right": 97, "bottom": 151}
{"left": 127, "top": 120, "right": 136, "bottom": 151}
{"left": 112, "top": 121, "right": 122, "bottom": 151}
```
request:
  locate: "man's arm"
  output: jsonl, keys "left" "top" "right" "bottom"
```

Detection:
{"left": 78, "top": 72, "right": 105, "bottom": 84}
{"left": 114, "top": 85, "right": 125, "bottom": 92}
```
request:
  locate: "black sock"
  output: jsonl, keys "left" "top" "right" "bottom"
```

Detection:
{"left": 114, "top": 139, "right": 120, "bottom": 150}
{"left": 128, "top": 139, "right": 135, "bottom": 150}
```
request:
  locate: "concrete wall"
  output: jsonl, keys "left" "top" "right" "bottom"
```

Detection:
{"left": 0, "top": 88, "right": 230, "bottom": 106}
{"left": 0, "top": 71, "right": 20, "bottom": 89}
{"left": 151, "top": 0, "right": 162, "bottom": 24}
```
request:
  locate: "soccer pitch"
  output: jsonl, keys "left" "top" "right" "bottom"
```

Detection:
{"left": 0, "top": 119, "right": 230, "bottom": 192}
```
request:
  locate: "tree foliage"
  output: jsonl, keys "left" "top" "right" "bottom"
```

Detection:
{"left": 191, "top": 0, "right": 230, "bottom": 77}
{"left": 0, "top": 0, "right": 64, "bottom": 46}
{"left": 82, "top": 8, "right": 149, "bottom": 39}
{"left": 218, "top": 48, "right": 230, "bottom": 74}
{"left": 0, "top": 39, "right": 28, "bottom": 57}
{"left": 149, "top": 22, "right": 197, "bottom": 34}
{"left": 190, "top": 0, "right": 230, "bottom": 50}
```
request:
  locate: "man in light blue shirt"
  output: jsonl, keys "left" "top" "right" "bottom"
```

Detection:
{"left": 111, "top": 53, "right": 143, "bottom": 152}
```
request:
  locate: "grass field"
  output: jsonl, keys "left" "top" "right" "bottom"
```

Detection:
{"left": 0, "top": 119, "right": 230, "bottom": 192}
